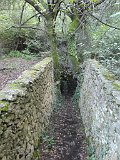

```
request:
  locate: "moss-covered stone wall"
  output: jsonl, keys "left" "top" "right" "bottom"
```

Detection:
{"left": 0, "top": 57, "right": 54, "bottom": 160}
{"left": 79, "top": 59, "right": 120, "bottom": 160}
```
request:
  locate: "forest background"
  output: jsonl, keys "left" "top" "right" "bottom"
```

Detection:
{"left": 0, "top": 0, "right": 120, "bottom": 80}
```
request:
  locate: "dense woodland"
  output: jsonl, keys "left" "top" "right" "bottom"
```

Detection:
{"left": 0, "top": 0, "right": 120, "bottom": 80}
{"left": 0, "top": 1, "right": 120, "bottom": 160}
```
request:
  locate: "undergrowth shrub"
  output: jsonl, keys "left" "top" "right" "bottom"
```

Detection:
{"left": 25, "top": 31, "right": 50, "bottom": 54}
{"left": 0, "top": 28, "right": 29, "bottom": 54}
{"left": 0, "top": 27, "right": 49, "bottom": 57}
{"left": 8, "top": 50, "right": 34, "bottom": 60}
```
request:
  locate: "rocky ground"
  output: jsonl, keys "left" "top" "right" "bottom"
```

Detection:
{"left": 41, "top": 97, "right": 87, "bottom": 160}
{"left": 0, "top": 57, "right": 39, "bottom": 90}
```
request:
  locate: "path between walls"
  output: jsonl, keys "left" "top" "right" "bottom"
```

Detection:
{"left": 41, "top": 97, "right": 87, "bottom": 160}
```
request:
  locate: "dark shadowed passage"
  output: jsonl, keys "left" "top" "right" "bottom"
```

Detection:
{"left": 60, "top": 72, "right": 77, "bottom": 97}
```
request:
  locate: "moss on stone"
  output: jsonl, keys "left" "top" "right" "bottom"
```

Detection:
{"left": 16, "top": 70, "right": 38, "bottom": 85}
{"left": 112, "top": 82, "right": 120, "bottom": 91}
{"left": 7, "top": 83, "right": 22, "bottom": 90}
{"left": 102, "top": 70, "right": 116, "bottom": 81}
{"left": 32, "top": 57, "right": 52, "bottom": 71}
{"left": 0, "top": 101, "right": 9, "bottom": 112}
{"left": 32, "top": 150, "right": 39, "bottom": 159}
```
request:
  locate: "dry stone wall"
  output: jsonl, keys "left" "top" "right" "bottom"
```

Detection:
{"left": 0, "top": 57, "right": 54, "bottom": 160}
{"left": 79, "top": 59, "right": 120, "bottom": 160}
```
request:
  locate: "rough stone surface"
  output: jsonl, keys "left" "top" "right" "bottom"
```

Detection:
{"left": 79, "top": 59, "right": 120, "bottom": 160}
{"left": 0, "top": 57, "right": 54, "bottom": 160}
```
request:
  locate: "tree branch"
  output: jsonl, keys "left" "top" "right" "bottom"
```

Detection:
{"left": 25, "top": 0, "right": 45, "bottom": 16}
{"left": 20, "top": 2, "right": 26, "bottom": 25}
{"left": 21, "top": 13, "right": 39, "bottom": 26}
{"left": 12, "top": 25, "right": 46, "bottom": 32}
{"left": 94, "top": 0, "right": 107, "bottom": 7}
{"left": 90, "top": 13, "right": 120, "bottom": 30}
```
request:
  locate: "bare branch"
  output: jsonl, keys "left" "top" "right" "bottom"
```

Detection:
{"left": 93, "top": 0, "right": 107, "bottom": 7}
{"left": 12, "top": 25, "right": 46, "bottom": 32}
{"left": 53, "top": 0, "right": 63, "bottom": 18}
{"left": 20, "top": 2, "right": 26, "bottom": 25}
{"left": 90, "top": 13, "right": 120, "bottom": 30}
{"left": 21, "top": 13, "right": 39, "bottom": 26}
{"left": 25, "top": 0, "right": 45, "bottom": 16}
{"left": 74, "top": 13, "right": 86, "bottom": 33}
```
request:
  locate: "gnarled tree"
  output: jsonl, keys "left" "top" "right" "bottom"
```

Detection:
{"left": 24, "top": 0, "right": 64, "bottom": 81}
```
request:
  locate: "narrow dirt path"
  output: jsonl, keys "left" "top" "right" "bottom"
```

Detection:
{"left": 41, "top": 97, "right": 87, "bottom": 160}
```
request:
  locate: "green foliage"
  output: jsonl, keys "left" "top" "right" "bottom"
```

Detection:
{"left": 8, "top": 50, "right": 33, "bottom": 60}
{"left": 32, "top": 149, "right": 39, "bottom": 160}
{"left": 90, "top": 0, "right": 97, "bottom": 2}
{"left": 69, "top": 18, "right": 78, "bottom": 33}
{"left": 0, "top": 0, "right": 120, "bottom": 81}
{"left": 69, "top": 0, "right": 74, "bottom": 3}
{"left": 41, "top": 134, "right": 55, "bottom": 149}
{"left": 92, "top": 25, "right": 108, "bottom": 40}
{"left": 87, "top": 155, "right": 96, "bottom": 160}
{"left": 9, "top": 50, "right": 23, "bottom": 57}
{"left": 44, "top": 136, "right": 55, "bottom": 149}
{"left": 0, "top": 27, "right": 35, "bottom": 54}
{"left": 55, "top": 13, "right": 71, "bottom": 35}
{"left": 25, "top": 31, "right": 49, "bottom": 54}
{"left": 0, "top": 101, "right": 9, "bottom": 112}
{"left": 84, "top": 1, "right": 120, "bottom": 79}
{"left": 67, "top": 33, "right": 79, "bottom": 72}
{"left": 112, "top": 82, "right": 120, "bottom": 91}
{"left": 87, "top": 145, "right": 95, "bottom": 158}
{"left": 102, "top": 70, "right": 116, "bottom": 81}
{"left": 0, "top": 0, "right": 39, "bottom": 54}
{"left": 86, "top": 138, "right": 96, "bottom": 160}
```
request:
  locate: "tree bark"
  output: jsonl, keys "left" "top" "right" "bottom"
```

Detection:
{"left": 67, "top": 33, "right": 79, "bottom": 73}
{"left": 46, "top": 18, "right": 60, "bottom": 81}
{"left": 67, "top": 17, "right": 80, "bottom": 73}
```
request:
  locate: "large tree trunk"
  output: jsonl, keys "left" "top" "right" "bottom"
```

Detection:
{"left": 67, "top": 17, "right": 80, "bottom": 73}
{"left": 67, "top": 33, "right": 79, "bottom": 73}
{"left": 46, "top": 18, "right": 60, "bottom": 81}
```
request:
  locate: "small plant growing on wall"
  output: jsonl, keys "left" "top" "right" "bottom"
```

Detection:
{"left": 41, "top": 134, "right": 55, "bottom": 150}
{"left": 86, "top": 138, "right": 96, "bottom": 160}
